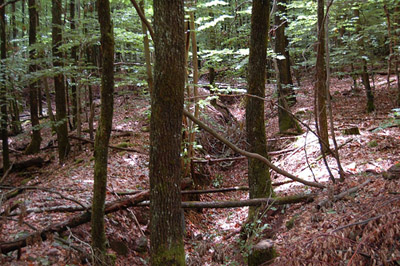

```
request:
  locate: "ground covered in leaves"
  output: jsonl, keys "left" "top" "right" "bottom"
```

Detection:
{"left": 1, "top": 74, "right": 400, "bottom": 265}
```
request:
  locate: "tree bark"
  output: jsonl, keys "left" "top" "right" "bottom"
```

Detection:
{"left": 150, "top": 0, "right": 186, "bottom": 264}
{"left": 52, "top": 0, "right": 70, "bottom": 162}
{"left": 91, "top": 1, "right": 114, "bottom": 265}
{"left": 275, "top": 0, "right": 301, "bottom": 134}
{"left": 315, "top": 0, "right": 329, "bottom": 153}
{"left": 25, "top": 0, "right": 42, "bottom": 155}
{"left": 70, "top": 0, "right": 78, "bottom": 129}
{"left": 246, "top": 0, "right": 273, "bottom": 219}
{"left": 0, "top": 0, "right": 10, "bottom": 171}
{"left": 140, "top": 0, "right": 153, "bottom": 94}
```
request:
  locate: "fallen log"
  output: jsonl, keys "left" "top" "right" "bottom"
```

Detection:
{"left": 139, "top": 193, "right": 316, "bottom": 208}
{"left": 0, "top": 157, "right": 47, "bottom": 175}
{"left": 183, "top": 109, "right": 325, "bottom": 189}
{"left": 68, "top": 135, "right": 146, "bottom": 154}
{"left": 9, "top": 192, "right": 315, "bottom": 217}
{"left": 0, "top": 191, "right": 149, "bottom": 254}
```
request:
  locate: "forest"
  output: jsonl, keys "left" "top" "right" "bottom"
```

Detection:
{"left": 0, "top": 0, "right": 400, "bottom": 265}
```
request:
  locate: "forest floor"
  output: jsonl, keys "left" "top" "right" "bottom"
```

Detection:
{"left": 1, "top": 74, "right": 400, "bottom": 265}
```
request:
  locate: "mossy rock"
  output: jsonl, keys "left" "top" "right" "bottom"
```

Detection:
{"left": 248, "top": 239, "right": 277, "bottom": 266}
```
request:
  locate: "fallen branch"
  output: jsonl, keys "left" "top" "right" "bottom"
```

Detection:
{"left": 68, "top": 135, "right": 146, "bottom": 154}
{"left": 192, "top": 148, "right": 296, "bottom": 165}
{"left": 317, "top": 179, "right": 372, "bottom": 209}
{"left": 183, "top": 109, "right": 325, "bottom": 189}
{"left": 0, "top": 191, "right": 149, "bottom": 254}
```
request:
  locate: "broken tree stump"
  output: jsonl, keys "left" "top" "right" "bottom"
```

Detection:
{"left": 248, "top": 239, "right": 277, "bottom": 266}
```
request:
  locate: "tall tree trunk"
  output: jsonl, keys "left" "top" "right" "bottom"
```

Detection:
{"left": 0, "top": 0, "right": 10, "bottom": 171}
{"left": 315, "top": 0, "right": 329, "bottom": 153}
{"left": 91, "top": 1, "right": 114, "bottom": 264}
{"left": 150, "top": 0, "right": 185, "bottom": 265}
{"left": 25, "top": 0, "right": 42, "bottom": 155}
{"left": 70, "top": 0, "right": 78, "bottom": 129}
{"left": 140, "top": 0, "right": 153, "bottom": 94}
{"left": 275, "top": 0, "right": 301, "bottom": 134}
{"left": 246, "top": 0, "right": 273, "bottom": 220}
{"left": 395, "top": 3, "right": 400, "bottom": 106}
{"left": 52, "top": 0, "right": 70, "bottom": 162}
{"left": 354, "top": 7, "right": 375, "bottom": 113}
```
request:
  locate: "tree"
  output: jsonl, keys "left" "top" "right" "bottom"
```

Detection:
{"left": 91, "top": 1, "right": 115, "bottom": 264}
{"left": 354, "top": 5, "right": 375, "bottom": 113}
{"left": 246, "top": 0, "right": 273, "bottom": 220}
{"left": 275, "top": 0, "right": 302, "bottom": 134}
{"left": 70, "top": 0, "right": 78, "bottom": 129}
{"left": 25, "top": 0, "right": 41, "bottom": 155}
{"left": 52, "top": 0, "right": 70, "bottom": 162}
{"left": 0, "top": 0, "right": 10, "bottom": 171}
{"left": 150, "top": 0, "right": 185, "bottom": 264}
{"left": 315, "top": 0, "right": 329, "bottom": 153}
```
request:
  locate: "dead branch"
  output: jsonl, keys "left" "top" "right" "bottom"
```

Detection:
{"left": 0, "top": 191, "right": 149, "bottom": 254}
{"left": 183, "top": 109, "right": 325, "bottom": 189}
{"left": 68, "top": 135, "right": 146, "bottom": 154}
{"left": 317, "top": 179, "right": 372, "bottom": 209}
{"left": 139, "top": 193, "right": 315, "bottom": 208}
{"left": 192, "top": 148, "right": 296, "bottom": 165}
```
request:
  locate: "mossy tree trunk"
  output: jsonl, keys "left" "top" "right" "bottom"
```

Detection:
{"left": 0, "top": 0, "right": 10, "bottom": 171}
{"left": 52, "top": 0, "right": 70, "bottom": 162}
{"left": 315, "top": 0, "right": 329, "bottom": 153}
{"left": 70, "top": 0, "right": 78, "bottom": 129}
{"left": 25, "top": 0, "right": 42, "bottom": 155}
{"left": 91, "top": 2, "right": 115, "bottom": 265}
{"left": 246, "top": 0, "right": 273, "bottom": 220}
{"left": 150, "top": 0, "right": 185, "bottom": 265}
{"left": 275, "top": 0, "right": 301, "bottom": 134}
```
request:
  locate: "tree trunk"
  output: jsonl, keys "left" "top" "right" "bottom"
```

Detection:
{"left": 150, "top": 0, "right": 185, "bottom": 265}
{"left": 315, "top": 0, "right": 329, "bottom": 153}
{"left": 354, "top": 7, "right": 375, "bottom": 113}
{"left": 25, "top": 0, "right": 42, "bottom": 155}
{"left": 246, "top": 0, "right": 273, "bottom": 220}
{"left": 140, "top": 0, "right": 153, "bottom": 94}
{"left": 52, "top": 0, "right": 70, "bottom": 162}
{"left": 91, "top": 2, "right": 115, "bottom": 265}
{"left": 275, "top": 0, "right": 301, "bottom": 134}
{"left": 70, "top": 0, "right": 78, "bottom": 129}
{"left": 0, "top": 0, "right": 10, "bottom": 171}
